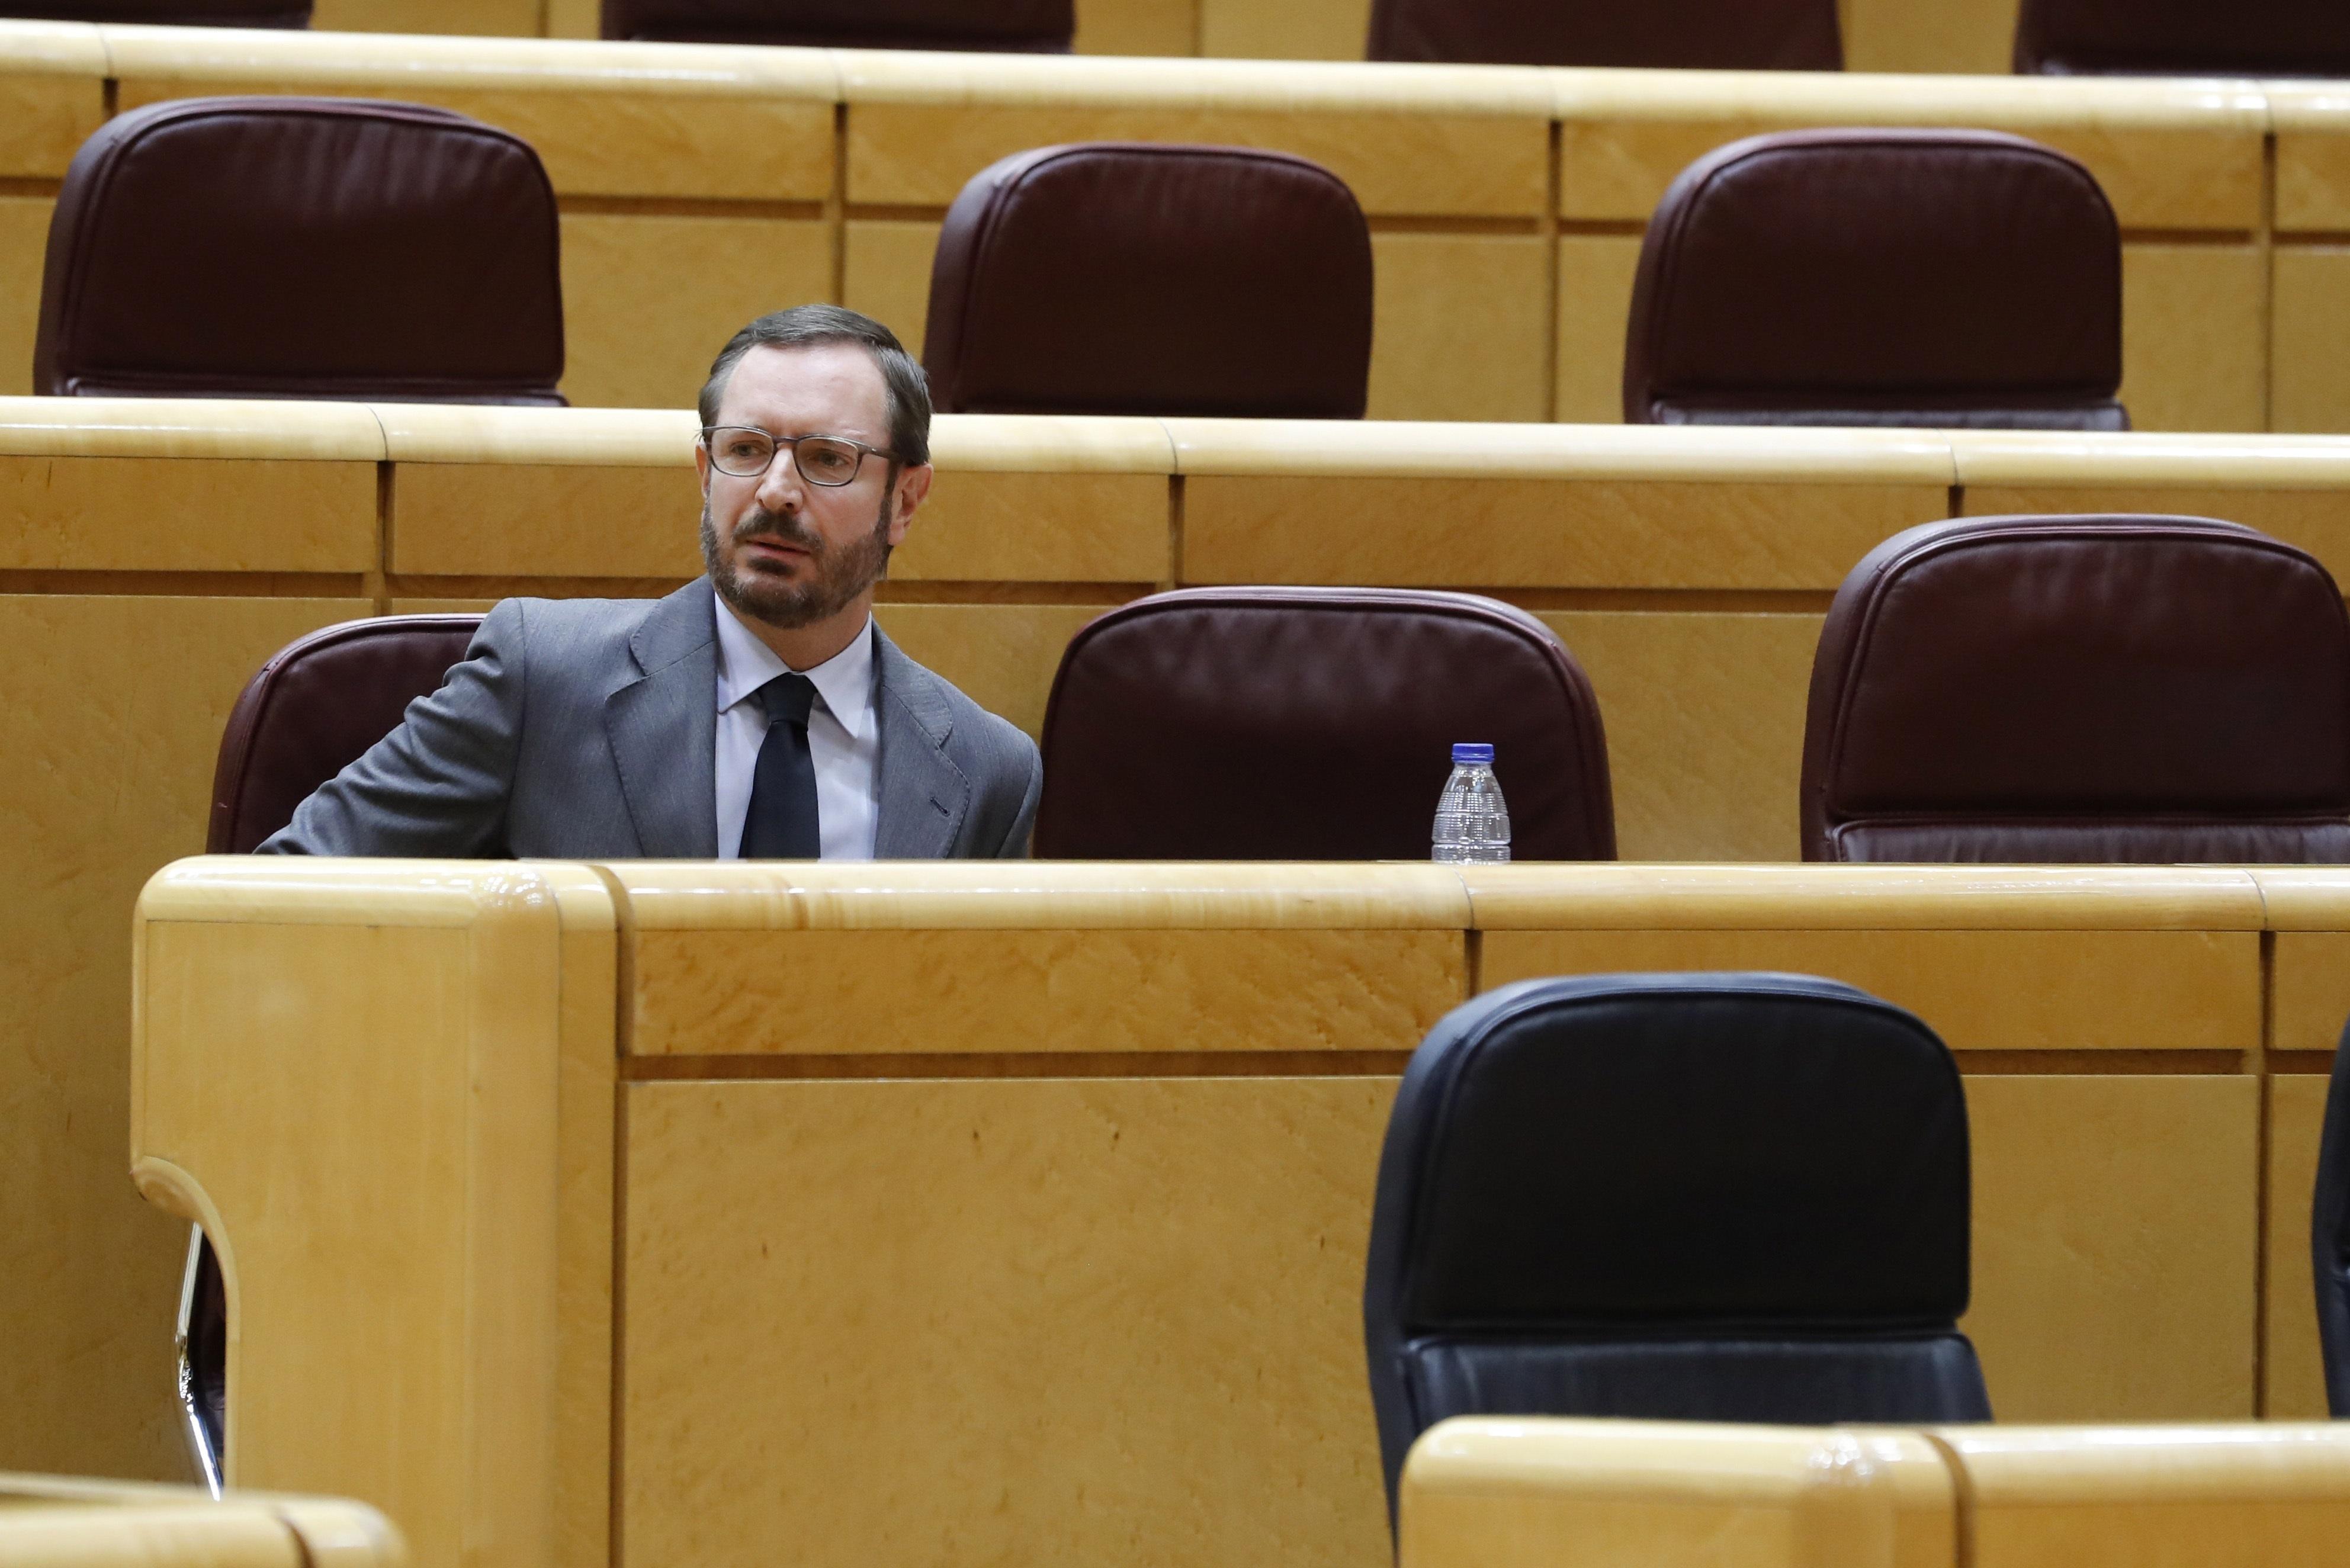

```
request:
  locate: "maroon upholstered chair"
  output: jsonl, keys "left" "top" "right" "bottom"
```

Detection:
{"left": 1625, "top": 130, "right": 2124, "bottom": 430}
{"left": 602, "top": 0, "right": 1072, "bottom": 49}
{"left": 1802, "top": 516, "right": 2350, "bottom": 863}
{"left": 176, "top": 613, "right": 483, "bottom": 1493}
{"left": 1368, "top": 0, "right": 1838, "bottom": 67}
{"left": 1035, "top": 588, "right": 1614, "bottom": 860}
{"left": 0, "top": 1, "right": 307, "bottom": 23}
{"left": 37, "top": 98, "right": 563, "bottom": 403}
{"left": 2016, "top": 0, "right": 2350, "bottom": 75}
{"left": 924, "top": 143, "right": 1373, "bottom": 419}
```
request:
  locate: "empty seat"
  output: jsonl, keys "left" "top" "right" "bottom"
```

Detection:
{"left": 176, "top": 613, "right": 484, "bottom": 1490}
{"left": 924, "top": 143, "right": 1373, "bottom": 419}
{"left": 2016, "top": 0, "right": 2350, "bottom": 76}
{"left": 1802, "top": 515, "right": 2350, "bottom": 863}
{"left": 1364, "top": 972, "right": 1989, "bottom": 1528}
{"left": 37, "top": 98, "right": 563, "bottom": 402}
{"left": 1368, "top": 0, "right": 1838, "bottom": 68}
{"left": 602, "top": 0, "right": 1072, "bottom": 50}
{"left": 0, "top": 1, "right": 307, "bottom": 23}
{"left": 1034, "top": 587, "right": 1613, "bottom": 860}
{"left": 1625, "top": 129, "right": 2124, "bottom": 430}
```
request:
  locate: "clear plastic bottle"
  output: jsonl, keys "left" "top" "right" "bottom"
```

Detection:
{"left": 1432, "top": 743, "right": 1511, "bottom": 863}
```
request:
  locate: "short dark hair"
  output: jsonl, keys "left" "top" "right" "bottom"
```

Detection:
{"left": 698, "top": 304, "right": 932, "bottom": 468}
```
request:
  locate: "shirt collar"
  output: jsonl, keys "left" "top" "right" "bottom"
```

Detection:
{"left": 713, "top": 597, "right": 876, "bottom": 741}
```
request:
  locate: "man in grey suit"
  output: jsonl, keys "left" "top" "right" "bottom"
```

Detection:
{"left": 265, "top": 305, "right": 1041, "bottom": 860}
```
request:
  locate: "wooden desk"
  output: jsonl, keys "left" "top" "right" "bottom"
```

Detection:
{"left": 0, "top": 24, "right": 2322, "bottom": 431}
{"left": 126, "top": 859, "right": 2350, "bottom": 1568}
{"left": 17, "top": 407, "right": 2350, "bottom": 1485}
{"left": 1399, "top": 1416, "right": 2350, "bottom": 1568}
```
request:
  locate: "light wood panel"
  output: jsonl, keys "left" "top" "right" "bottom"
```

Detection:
{"left": 622, "top": 1074, "right": 1397, "bottom": 1568}
{"left": 841, "top": 217, "right": 943, "bottom": 355}
{"left": 1540, "top": 610, "right": 1821, "bottom": 863}
{"left": 0, "top": 196, "right": 54, "bottom": 401}
{"left": 557, "top": 212, "right": 832, "bottom": 413}
{"left": 1479, "top": 929, "right": 2257, "bottom": 1052}
{"left": 1844, "top": 0, "right": 2020, "bottom": 73}
{"left": 0, "top": 596, "right": 367, "bottom": 1486}
{"left": 131, "top": 860, "right": 615, "bottom": 1568}
{"left": 1366, "top": 232, "right": 1550, "bottom": 423}
{"left": 2268, "top": 1074, "right": 2332, "bottom": 1421}
{"left": 2273, "top": 249, "right": 2350, "bottom": 438}
{"left": 630, "top": 927, "right": 1466, "bottom": 1055}
{"left": 1553, "top": 233, "right": 1645, "bottom": 427}
{"left": 1964, "top": 1075, "right": 2259, "bottom": 1421}
{"left": 2120, "top": 243, "right": 2266, "bottom": 436}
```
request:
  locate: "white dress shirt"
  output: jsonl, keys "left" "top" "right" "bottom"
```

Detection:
{"left": 714, "top": 600, "right": 880, "bottom": 860}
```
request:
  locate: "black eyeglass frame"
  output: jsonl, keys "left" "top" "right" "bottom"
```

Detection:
{"left": 700, "top": 426, "right": 900, "bottom": 486}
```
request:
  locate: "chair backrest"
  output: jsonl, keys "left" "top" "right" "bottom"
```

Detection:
{"left": 2016, "top": 0, "right": 2350, "bottom": 75}
{"left": 1803, "top": 515, "right": 2350, "bottom": 863}
{"left": 2315, "top": 1014, "right": 2350, "bottom": 1417}
{"left": 208, "top": 615, "right": 483, "bottom": 854}
{"left": 37, "top": 98, "right": 563, "bottom": 403}
{"left": 923, "top": 143, "right": 1373, "bottom": 419}
{"left": 1363, "top": 972, "right": 1989, "bottom": 1530}
{"left": 1624, "top": 129, "right": 2124, "bottom": 430}
{"left": 1034, "top": 587, "right": 1614, "bottom": 860}
{"left": 1367, "top": 0, "right": 1838, "bottom": 67}
{"left": 0, "top": 1, "right": 307, "bottom": 22}
{"left": 602, "top": 0, "right": 1071, "bottom": 48}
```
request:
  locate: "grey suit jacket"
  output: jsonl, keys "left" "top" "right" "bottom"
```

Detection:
{"left": 261, "top": 579, "right": 1041, "bottom": 859}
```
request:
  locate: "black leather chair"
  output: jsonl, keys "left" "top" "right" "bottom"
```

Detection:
{"left": 2313, "top": 1012, "right": 2350, "bottom": 1415}
{"left": 178, "top": 615, "right": 484, "bottom": 1491}
{"left": 1363, "top": 972, "right": 1990, "bottom": 1528}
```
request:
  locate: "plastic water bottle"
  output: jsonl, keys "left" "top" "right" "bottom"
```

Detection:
{"left": 1432, "top": 743, "right": 1511, "bottom": 863}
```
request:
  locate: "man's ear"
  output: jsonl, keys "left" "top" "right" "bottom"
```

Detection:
{"left": 694, "top": 438, "right": 712, "bottom": 498}
{"left": 888, "top": 463, "right": 933, "bottom": 547}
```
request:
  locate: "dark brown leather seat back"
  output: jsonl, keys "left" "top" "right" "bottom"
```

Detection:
{"left": 1368, "top": 0, "right": 1838, "bottom": 67}
{"left": 209, "top": 616, "right": 482, "bottom": 854}
{"left": 1802, "top": 516, "right": 2350, "bottom": 863}
{"left": 0, "top": 1, "right": 307, "bottom": 23}
{"left": 2016, "top": 0, "right": 2350, "bottom": 75}
{"left": 924, "top": 143, "right": 1373, "bottom": 419}
{"left": 1036, "top": 587, "right": 1615, "bottom": 860}
{"left": 1625, "top": 129, "right": 2124, "bottom": 430}
{"left": 602, "top": 0, "right": 1072, "bottom": 49}
{"left": 38, "top": 98, "right": 563, "bottom": 403}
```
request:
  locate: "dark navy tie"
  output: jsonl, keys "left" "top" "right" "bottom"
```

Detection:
{"left": 739, "top": 672, "right": 821, "bottom": 859}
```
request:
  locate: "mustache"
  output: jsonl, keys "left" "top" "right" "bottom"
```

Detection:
{"left": 731, "top": 508, "right": 824, "bottom": 555}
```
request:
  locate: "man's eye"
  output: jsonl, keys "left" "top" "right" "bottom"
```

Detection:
{"left": 725, "top": 441, "right": 766, "bottom": 461}
{"left": 804, "top": 449, "right": 853, "bottom": 476}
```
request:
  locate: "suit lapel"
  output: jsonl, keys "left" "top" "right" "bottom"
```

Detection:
{"left": 873, "top": 628, "right": 971, "bottom": 859}
{"left": 604, "top": 580, "right": 720, "bottom": 858}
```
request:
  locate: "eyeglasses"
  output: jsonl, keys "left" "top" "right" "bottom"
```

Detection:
{"left": 701, "top": 426, "right": 896, "bottom": 486}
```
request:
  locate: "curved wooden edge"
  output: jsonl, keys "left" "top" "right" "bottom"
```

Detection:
{"left": 0, "top": 398, "right": 386, "bottom": 461}
{"left": 1549, "top": 65, "right": 2273, "bottom": 130}
{"left": 0, "top": 1476, "right": 403, "bottom": 1568}
{"left": 1928, "top": 1422, "right": 2350, "bottom": 1502}
{"left": 1950, "top": 430, "right": 2350, "bottom": 490}
{"left": 135, "top": 857, "right": 617, "bottom": 931}
{"left": 0, "top": 19, "right": 105, "bottom": 75}
{"left": 95, "top": 23, "right": 841, "bottom": 99}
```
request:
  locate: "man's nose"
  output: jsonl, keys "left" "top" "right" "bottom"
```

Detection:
{"left": 755, "top": 447, "right": 807, "bottom": 510}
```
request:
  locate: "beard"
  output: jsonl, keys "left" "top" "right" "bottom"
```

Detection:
{"left": 702, "top": 496, "right": 893, "bottom": 631}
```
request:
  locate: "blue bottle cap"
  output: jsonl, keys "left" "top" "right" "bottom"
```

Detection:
{"left": 1452, "top": 743, "right": 1494, "bottom": 764}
